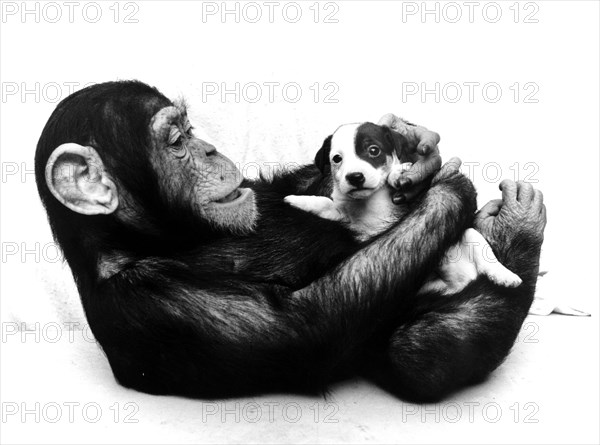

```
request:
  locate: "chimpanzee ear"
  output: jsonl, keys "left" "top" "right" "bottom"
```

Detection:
{"left": 314, "top": 135, "right": 333, "bottom": 174}
{"left": 45, "top": 143, "right": 119, "bottom": 215}
{"left": 383, "top": 126, "right": 409, "bottom": 161}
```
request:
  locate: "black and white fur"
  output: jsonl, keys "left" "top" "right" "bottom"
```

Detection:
{"left": 35, "top": 81, "right": 547, "bottom": 403}
{"left": 285, "top": 122, "right": 522, "bottom": 294}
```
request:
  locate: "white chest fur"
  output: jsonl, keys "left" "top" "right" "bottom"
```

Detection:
{"left": 333, "top": 187, "right": 397, "bottom": 241}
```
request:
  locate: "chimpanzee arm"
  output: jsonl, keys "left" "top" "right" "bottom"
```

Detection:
{"left": 291, "top": 160, "right": 476, "bottom": 323}
{"left": 93, "top": 161, "right": 476, "bottom": 397}
{"left": 366, "top": 180, "right": 547, "bottom": 402}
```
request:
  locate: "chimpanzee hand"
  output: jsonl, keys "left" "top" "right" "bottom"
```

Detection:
{"left": 431, "top": 156, "right": 462, "bottom": 185}
{"left": 428, "top": 157, "right": 478, "bottom": 217}
{"left": 378, "top": 113, "right": 442, "bottom": 204}
{"left": 474, "top": 180, "right": 547, "bottom": 264}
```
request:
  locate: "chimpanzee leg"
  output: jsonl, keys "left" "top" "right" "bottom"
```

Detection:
{"left": 368, "top": 180, "right": 546, "bottom": 402}
{"left": 371, "top": 278, "right": 536, "bottom": 402}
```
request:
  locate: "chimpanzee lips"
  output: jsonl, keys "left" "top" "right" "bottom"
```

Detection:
{"left": 215, "top": 189, "right": 241, "bottom": 203}
{"left": 210, "top": 188, "right": 253, "bottom": 208}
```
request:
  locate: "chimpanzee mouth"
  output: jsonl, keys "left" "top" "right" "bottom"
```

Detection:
{"left": 211, "top": 188, "right": 252, "bottom": 206}
{"left": 216, "top": 189, "right": 241, "bottom": 203}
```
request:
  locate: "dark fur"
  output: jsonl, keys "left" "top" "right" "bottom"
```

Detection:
{"left": 354, "top": 122, "right": 407, "bottom": 168}
{"left": 35, "top": 81, "right": 543, "bottom": 402}
{"left": 315, "top": 123, "right": 408, "bottom": 173}
{"left": 314, "top": 135, "right": 332, "bottom": 174}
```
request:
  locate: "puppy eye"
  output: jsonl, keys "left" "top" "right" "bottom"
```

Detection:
{"left": 332, "top": 154, "right": 343, "bottom": 163}
{"left": 368, "top": 145, "right": 381, "bottom": 157}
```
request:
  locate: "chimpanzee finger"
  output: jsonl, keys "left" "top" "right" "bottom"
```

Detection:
{"left": 442, "top": 156, "right": 462, "bottom": 173}
{"left": 431, "top": 156, "right": 462, "bottom": 185}
{"left": 398, "top": 154, "right": 442, "bottom": 189}
{"left": 499, "top": 179, "right": 518, "bottom": 204}
{"left": 392, "top": 178, "right": 431, "bottom": 203}
{"left": 476, "top": 199, "right": 503, "bottom": 218}
{"left": 377, "top": 114, "right": 442, "bottom": 159}
{"left": 377, "top": 113, "right": 397, "bottom": 128}
{"left": 540, "top": 204, "right": 547, "bottom": 223}
{"left": 517, "top": 181, "right": 534, "bottom": 204}
{"left": 392, "top": 192, "right": 406, "bottom": 204}
{"left": 533, "top": 189, "right": 544, "bottom": 210}
{"left": 415, "top": 129, "right": 441, "bottom": 156}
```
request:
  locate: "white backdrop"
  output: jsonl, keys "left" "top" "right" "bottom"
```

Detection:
{"left": 1, "top": 1, "right": 599, "bottom": 444}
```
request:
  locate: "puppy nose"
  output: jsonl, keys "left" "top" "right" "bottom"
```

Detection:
{"left": 346, "top": 172, "right": 365, "bottom": 187}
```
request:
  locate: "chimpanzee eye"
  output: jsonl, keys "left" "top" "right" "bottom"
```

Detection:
{"left": 368, "top": 145, "right": 381, "bottom": 157}
{"left": 168, "top": 128, "right": 186, "bottom": 157}
{"left": 168, "top": 127, "right": 182, "bottom": 146}
{"left": 332, "top": 154, "right": 343, "bottom": 163}
{"left": 170, "top": 142, "right": 187, "bottom": 159}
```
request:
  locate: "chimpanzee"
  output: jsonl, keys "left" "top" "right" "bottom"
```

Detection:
{"left": 35, "top": 81, "right": 546, "bottom": 402}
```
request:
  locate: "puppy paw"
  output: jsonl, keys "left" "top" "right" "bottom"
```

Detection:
{"left": 388, "top": 162, "right": 414, "bottom": 189}
{"left": 484, "top": 266, "right": 523, "bottom": 288}
{"left": 283, "top": 195, "right": 301, "bottom": 206}
{"left": 284, "top": 195, "right": 340, "bottom": 221}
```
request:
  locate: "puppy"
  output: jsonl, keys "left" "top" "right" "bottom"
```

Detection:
{"left": 285, "top": 122, "right": 522, "bottom": 294}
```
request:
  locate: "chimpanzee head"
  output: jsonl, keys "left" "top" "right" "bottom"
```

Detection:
{"left": 35, "top": 81, "right": 257, "bottom": 268}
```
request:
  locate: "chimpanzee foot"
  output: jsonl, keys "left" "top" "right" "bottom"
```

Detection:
{"left": 474, "top": 180, "right": 546, "bottom": 265}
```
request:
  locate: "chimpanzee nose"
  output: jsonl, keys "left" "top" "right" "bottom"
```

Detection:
{"left": 346, "top": 172, "right": 365, "bottom": 187}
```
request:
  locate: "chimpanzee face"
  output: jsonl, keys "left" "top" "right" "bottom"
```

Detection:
{"left": 148, "top": 105, "right": 257, "bottom": 233}
{"left": 43, "top": 90, "right": 258, "bottom": 237}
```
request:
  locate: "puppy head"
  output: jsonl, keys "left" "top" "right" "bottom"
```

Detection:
{"left": 315, "top": 122, "right": 408, "bottom": 199}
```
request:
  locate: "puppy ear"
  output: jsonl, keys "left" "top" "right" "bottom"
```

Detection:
{"left": 383, "top": 126, "right": 409, "bottom": 162}
{"left": 314, "top": 135, "right": 333, "bottom": 174}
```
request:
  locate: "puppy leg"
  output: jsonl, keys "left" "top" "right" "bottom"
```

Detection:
{"left": 417, "top": 273, "right": 451, "bottom": 295}
{"left": 284, "top": 195, "right": 343, "bottom": 221}
{"left": 464, "top": 228, "right": 522, "bottom": 288}
{"left": 420, "top": 228, "right": 522, "bottom": 295}
{"left": 419, "top": 242, "right": 476, "bottom": 295}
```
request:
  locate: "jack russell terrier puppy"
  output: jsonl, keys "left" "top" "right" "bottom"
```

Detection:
{"left": 285, "top": 122, "right": 521, "bottom": 295}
